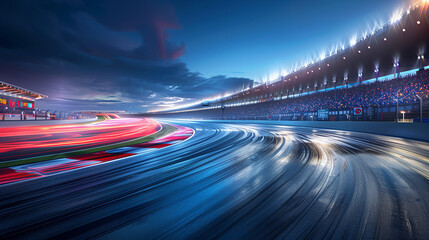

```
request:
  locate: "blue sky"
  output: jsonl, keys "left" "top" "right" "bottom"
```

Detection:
{"left": 171, "top": 0, "right": 404, "bottom": 80}
{"left": 0, "top": 0, "right": 412, "bottom": 112}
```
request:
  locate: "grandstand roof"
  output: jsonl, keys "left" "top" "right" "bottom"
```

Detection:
{"left": 0, "top": 80, "right": 48, "bottom": 100}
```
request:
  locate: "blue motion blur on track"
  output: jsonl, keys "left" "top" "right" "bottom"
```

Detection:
{"left": 1, "top": 119, "right": 428, "bottom": 239}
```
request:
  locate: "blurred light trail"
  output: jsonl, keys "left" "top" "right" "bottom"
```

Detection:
{"left": 0, "top": 122, "right": 194, "bottom": 185}
{"left": 0, "top": 120, "right": 428, "bottom": 239}
{"left": 0, "top": 117, "right": 160, "bottom": 161}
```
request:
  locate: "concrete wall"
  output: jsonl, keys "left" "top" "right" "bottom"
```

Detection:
{"left": 196, "top": 120, "right": 429, "bottom": 142}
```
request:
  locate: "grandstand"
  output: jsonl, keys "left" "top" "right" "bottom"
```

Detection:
{"left": 147, "top": 1, "right": 429, "bottom": 122}
{"left": 0, "top": 80, "right": 48, "bottom": 120}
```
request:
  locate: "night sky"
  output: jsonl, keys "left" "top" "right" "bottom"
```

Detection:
{"left": 0, "top": 0, "right": 407, "bottom": 112}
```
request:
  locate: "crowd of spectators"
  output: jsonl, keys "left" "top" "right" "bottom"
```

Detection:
{"left": 158, "top": 70, "right": 429, "bottom": 119}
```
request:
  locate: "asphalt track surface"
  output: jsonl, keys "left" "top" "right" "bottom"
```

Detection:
{"left": 1, "top": 120, "right": 429, "bottom": 239}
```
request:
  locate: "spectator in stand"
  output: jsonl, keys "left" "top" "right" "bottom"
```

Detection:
{"left": 165, "top": 71, "right": 429, "bottom": 119}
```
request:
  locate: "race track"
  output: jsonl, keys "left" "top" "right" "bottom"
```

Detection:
{"left": 1, "top": 120, "right": 429, "bottom": 239}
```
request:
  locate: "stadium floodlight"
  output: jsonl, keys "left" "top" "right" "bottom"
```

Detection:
{"left": 319, "top": 52, "right": 326, "bottom": 61}
{"left": 402, "top": 28, "right": 406, "bottom": 32}
{"left": 349, "top": 36, "right": 357, "bottom": 47}
{"left": 371, "top": 22, "right": 379, "bottom": 35}
{"left": 418, "top": 55, "right": 421, "bottom": 60}
{"left": 368, "top": 46, "right": 371, "bottom": 49}
{"left": 384, "top": 37, "right": 387, "bottom": 41}
{"left": 358, "top": 50, "right": 361, "bottom": 54}
{"left": 417, "top": 21, "right": 421, "bottom": 25}
{"left": 390, "top": 10, "right": 402, "bottom": 24}
{"left": 281, "top": 68, "right": 288, "bottom": 76}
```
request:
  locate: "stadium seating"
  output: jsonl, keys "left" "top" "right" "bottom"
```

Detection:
{"left": 164, "top": 70, "right": 429, "bottom": 121}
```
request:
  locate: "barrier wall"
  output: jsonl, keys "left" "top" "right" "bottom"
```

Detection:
{"left": 194, "top": 120, "right": 429, "bottom": 142}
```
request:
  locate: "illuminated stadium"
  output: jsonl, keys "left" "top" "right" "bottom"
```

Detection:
{"left": 0, "top": 80, "right": 47, "bottom": 108}
{"left": 149, "top": 1, "right": 429, "bottom": 122}
{"left": 0, "top": 81, "right": 94, "bottom": 121}
{"left": 2, "top": 1, "right": 429, "bottom": 239}
{"left": 0, "top": 80, "right": 47, "bottom": 120}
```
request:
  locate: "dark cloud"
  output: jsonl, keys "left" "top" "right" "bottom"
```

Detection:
{"left": 0, "top": 0, "right": 253, "bottom": 112}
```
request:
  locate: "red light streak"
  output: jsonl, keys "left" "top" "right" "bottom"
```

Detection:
{"left": 0, "top": 118, "right": 160, "bottom": 160}
{"left": 0, "top": 121, "right": 194, "bottom": 185}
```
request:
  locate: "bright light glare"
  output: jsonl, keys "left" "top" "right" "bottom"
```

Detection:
{"left": 319, "top": 51, "right": 326, "bottom": 61}
{"left": 281, "top": 68, "right": 289, "bottom": 76}
{"left": 390, "top": 10, "right": 402, "bottom": 24}
{"left": 349, "top": 36, "right": 357, "bottom": 47}
{"left": 269, "top": 72, "right": 280, "bottom": 82}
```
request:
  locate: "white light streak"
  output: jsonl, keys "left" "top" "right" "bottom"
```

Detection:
{"left": 390, "top": 9, "right": 403, "bottom": 24}
{"left": 349, "top": 35, "right": 357, "bottom": 47}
